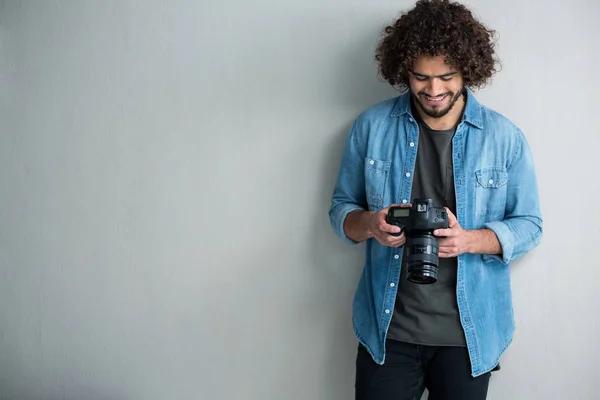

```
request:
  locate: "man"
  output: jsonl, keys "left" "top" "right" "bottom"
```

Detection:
{"left": 328, "top": 0, "right": 543, "bottom": 399}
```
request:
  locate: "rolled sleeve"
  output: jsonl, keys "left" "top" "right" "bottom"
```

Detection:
{"left": 482, "top": 129, "right": 543, "bottom": 264}
{"left": 328, "top": 122, "right": 367, "bottom": 245}
{"left": 329, "top": 202, "right": 364, "bottom": 245}
{"left": 483, "top": 220, "right": 515, "bottom": 264}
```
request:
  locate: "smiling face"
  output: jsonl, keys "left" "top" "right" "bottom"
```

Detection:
{"left": 409, "top": 55, "right": 465, "bottom": 122}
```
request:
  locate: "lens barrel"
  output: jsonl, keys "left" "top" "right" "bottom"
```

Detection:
{"left": 404, "top": 233, "right": 440, "bottom": 284}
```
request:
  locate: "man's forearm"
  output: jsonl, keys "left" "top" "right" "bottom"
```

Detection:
{"left": 466, "top": 229, "right": 502, "bottom": 256}
{"left": 343, "top": 210, "right": 375, "bottom": 243}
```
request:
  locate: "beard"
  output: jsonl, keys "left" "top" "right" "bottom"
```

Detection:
{"left": 412, "top": 87, "right": 465, "bottom": 119}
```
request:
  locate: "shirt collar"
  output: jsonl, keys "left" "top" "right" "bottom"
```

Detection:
{"left": 390, "top": 89, "right": 484, "bottom": 129}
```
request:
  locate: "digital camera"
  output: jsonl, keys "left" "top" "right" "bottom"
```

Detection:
{"left": 386, "top": 199, "right": 448, "bottom": 284}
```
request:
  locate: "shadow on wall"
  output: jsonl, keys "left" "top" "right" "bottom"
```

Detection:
{"left": 307, "top": 26, "right": 397, "bottom": 400}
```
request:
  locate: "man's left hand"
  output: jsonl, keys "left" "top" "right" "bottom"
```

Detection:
{"left": 433, "top": 208, "right": 473, "bottom": 258}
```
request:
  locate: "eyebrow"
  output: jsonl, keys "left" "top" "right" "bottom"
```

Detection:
{"left": 409, "top": 71, "right": 458, "bottom": 79}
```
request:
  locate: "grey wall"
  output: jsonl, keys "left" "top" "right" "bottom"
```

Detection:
{"left": 0, "top": 0, "right": 598, "bottom": 399}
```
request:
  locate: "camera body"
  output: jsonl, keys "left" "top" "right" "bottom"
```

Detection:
{"left": 386, "top": 199, "right": 448, "bottom": 284}
{"left": 386, "top": 199, "right": 448, "bottom": 236}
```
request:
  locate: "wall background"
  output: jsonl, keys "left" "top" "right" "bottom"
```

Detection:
{"left": 0, "top": 0, "right": 598, "bottom": 399}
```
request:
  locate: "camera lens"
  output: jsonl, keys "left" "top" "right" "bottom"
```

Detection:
{"left": 404, "top": 233, "right": 440, "bottom": 284}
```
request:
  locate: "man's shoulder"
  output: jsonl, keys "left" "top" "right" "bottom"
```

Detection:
{"left": 354, "top": 94, "right": 405, "bottom": 125}
{"left": 478, "top": 102, "right": 524, "bottom": 140}
{"left": 347, "top": 94, "right": 406, "bottom": 142}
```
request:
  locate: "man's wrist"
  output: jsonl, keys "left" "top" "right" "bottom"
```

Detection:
{"left": 363, "top": 211, "right": 375, "bottom": 239}
{"left": 344, "top": 210, "right": 376, "bottom": 242}
{"left": 464, "top": 229, "right": 478, "bottom": 254}
{"left": 463, "top": 228, "right": 502, "bottom": 256}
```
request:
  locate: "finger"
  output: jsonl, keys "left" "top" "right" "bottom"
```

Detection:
{"left": 374, "top": 236, "right": 399, "bottom": 250}
{"left": 380, "top": 203, "right": 412, "bottom": 233}
{"left": 438, "top": 243, "right": 455, "bottom": 255}
{"left": 379, "top": 231, "right": 404, "bottom": 241}
{"left": 438, "top": 237, "right": 454, "bottom": 244}
{"left": 389, "top": 234, "right": 407, "bottom": 245}
{"left": 378, "top": 233, "right": 406, "bottom": 247}
{"left": 389, "top": 238, "right": 406, "bottom": 248}
{"left": 434, "top": 228, "right": 453, "bottom": 237}
{"left": 380, "top": 222, "right": 402, "bottom": 235}
{"left": 382, "top": 227, "right": 402, "bottom": 236}
{"left": 438, "top": 245, "right": 458, "bottom": 258}
{"left": 377, "top": 212, "right": 402, "bottom": 235}
{"left": 437, "top": 238, "right": 455, "bottom": 250}
{"left": 446, "top": 210, "right": 458, "bottom": 229}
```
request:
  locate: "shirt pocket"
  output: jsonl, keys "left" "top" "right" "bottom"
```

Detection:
{"left": 364, "top": 157, "right": 391, "bottom": 211}
{"left": 475, "top": 167, "right": 508, "bottom": 218}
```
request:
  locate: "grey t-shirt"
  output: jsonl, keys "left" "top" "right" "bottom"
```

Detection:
{"left": 387, "top": 104, "right": 466, "bottom": 347}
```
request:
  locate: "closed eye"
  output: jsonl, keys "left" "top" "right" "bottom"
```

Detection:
{"left": 409, "top": 71, "right": 458, "bottom": 81}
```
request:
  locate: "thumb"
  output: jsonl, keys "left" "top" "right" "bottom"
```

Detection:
{"left": 446, "top": 207, "right": 458, "bottom": 227}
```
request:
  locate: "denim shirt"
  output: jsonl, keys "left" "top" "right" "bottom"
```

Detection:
{"left": 328, "top": 90, "right": 543, "bottom": 377}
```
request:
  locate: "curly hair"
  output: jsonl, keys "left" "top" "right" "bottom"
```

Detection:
{"left": 375, "top": 0, "right": 499, "bottom": 91}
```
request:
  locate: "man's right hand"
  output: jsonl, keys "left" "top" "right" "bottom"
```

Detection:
{"left": 368, "top": 204, "right": 410, "bottom": 247}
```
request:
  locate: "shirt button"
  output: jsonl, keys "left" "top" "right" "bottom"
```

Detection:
{"left": 394, "top": 255, "right": 399, "bottom": 259}
{"left": 369, "top": 160, "right": 375, "bottom": 165}
{"left": 390, "top": 283, "right": 395, "bottom": 287}
{"left": 409, "top": 142, "right": 415, "bottom": 147}
{"left": 385, "top": 309, "right": 390, "bottom": 314}
{"left": 405, "top": 173, "right": 411, "bottom": 177}
{"left": 489, "top": 179, "right": 494, "bottom": 184}
{"left": 402, "top": 199, "right": 408, "bottom": 204}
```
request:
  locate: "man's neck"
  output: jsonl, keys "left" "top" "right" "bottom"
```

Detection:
{"left": 415, "top": 93, "right": 466, "bottom": 131}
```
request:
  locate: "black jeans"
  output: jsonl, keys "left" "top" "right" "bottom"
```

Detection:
{"left": 355, "top": 340, "right": 491, "bottom": 400}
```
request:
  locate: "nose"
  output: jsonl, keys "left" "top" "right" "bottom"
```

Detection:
{"left": 427, "top": 78, "right": 443, "bottom": 96}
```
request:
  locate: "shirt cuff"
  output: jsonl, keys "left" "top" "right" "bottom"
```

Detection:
{"left": 482, "top": 220, "right": 515, "bottom": 264}
{"left": 330, "top": 203, "right": 365, "bottom": 245}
